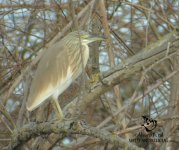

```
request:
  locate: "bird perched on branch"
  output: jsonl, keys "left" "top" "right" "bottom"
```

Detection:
{"left": 26, "top": 31, "right": 103, "bottom": 119}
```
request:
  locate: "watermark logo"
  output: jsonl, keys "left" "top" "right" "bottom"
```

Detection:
{"left": 129, "top": 116, "right": 168, "bottom": 144}
{"left": 141, "top": 115, "right": 157, "bottom": 132}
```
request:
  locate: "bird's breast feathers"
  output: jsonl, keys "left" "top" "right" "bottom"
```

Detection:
{"left": 52, "top": 67, "right": 73, "bottom": 99}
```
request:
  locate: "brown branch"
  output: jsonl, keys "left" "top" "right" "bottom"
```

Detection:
{"left": 0, "top": 4, "right": 68, "bottom": 9}
{"left": 9, "top": 120, "right": 141, "bottom": 150}
{"left": 0, "top": 103, "right": 16, "bottom": 129}
{"left": 99, "top": 0, "right": 122, "bottom": 110}
{"left": 97, "top": 68, "right": 179, "bottom": 129}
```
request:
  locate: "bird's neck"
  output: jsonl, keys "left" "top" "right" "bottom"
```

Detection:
{"left": 81, "top": 44, "right": 89, "bottom": 67}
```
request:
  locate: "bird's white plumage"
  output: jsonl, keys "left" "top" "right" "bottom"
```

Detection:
{"left": 82, "top": 44, "right": 89, "bottom": 67}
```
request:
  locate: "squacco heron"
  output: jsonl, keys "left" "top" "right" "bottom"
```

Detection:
{"left": 26, "top": 31, "right": 103, "bottom": 119}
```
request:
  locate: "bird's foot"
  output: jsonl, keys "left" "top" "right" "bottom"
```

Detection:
{"left": 88, "top": 73, "right": 100, "bottom": 86}
{"left": 88, "top": 73, "right": 108, "bottom": 88}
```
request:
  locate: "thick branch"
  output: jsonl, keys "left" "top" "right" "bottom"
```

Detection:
{"left": 10, "top": 120, "right": 140, "bottom": 150}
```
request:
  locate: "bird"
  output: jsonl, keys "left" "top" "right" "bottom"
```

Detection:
{"left": 26, "top": 31, "right": 103, "bottom": 119}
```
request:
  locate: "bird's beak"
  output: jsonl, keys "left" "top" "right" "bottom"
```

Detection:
{"left": 90, "top": 35, "right": 105, "bottom": 42}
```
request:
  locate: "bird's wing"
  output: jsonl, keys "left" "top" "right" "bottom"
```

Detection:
{"left": 26, "top": 43, "right": 72, "bottom": 111}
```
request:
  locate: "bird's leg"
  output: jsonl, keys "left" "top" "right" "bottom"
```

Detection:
{"left": 51, "top": 98, "right": 63, "bottom": 120}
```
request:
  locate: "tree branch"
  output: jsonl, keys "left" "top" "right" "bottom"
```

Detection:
{"left": 10, "top": 120, "right": 141, "bottom": 150}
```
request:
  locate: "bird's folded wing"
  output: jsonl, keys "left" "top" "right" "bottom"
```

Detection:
{"left": 26, "top": 44, "right": 71, "bottom": 111}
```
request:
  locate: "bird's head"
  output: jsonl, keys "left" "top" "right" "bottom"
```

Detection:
{"left": 68, "top": 31, "right": 104, "bottom": 44}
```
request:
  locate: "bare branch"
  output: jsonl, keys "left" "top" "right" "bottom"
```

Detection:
{"left": 9, "top": 120, "right": 141, "bottom": 150}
